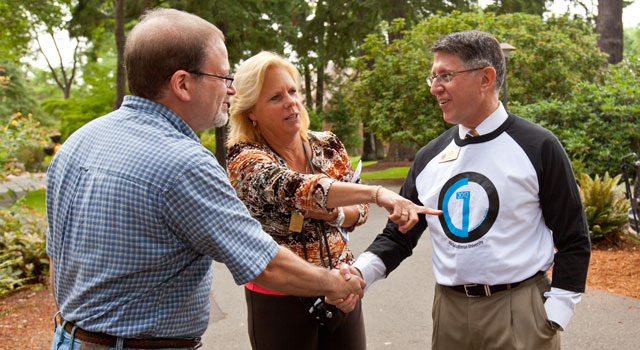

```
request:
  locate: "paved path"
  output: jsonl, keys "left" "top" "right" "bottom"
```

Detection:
{"left": 3, "top": 175, "right": 637, "bottom": 348}
{"left": 0, "top": 172, "right": 46, "bottom": 207}
{"left": 202, "top": 183, "right": 640, "bottom": 350}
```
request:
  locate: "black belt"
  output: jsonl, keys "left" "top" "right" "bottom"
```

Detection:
{"left": 448, "top": 271, "right": 544, "bottom": 297}
{"left": 60, "top": 317, "right": 200, "bottom": 349}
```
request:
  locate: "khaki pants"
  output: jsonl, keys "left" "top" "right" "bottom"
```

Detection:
{"left": 432, "top": 272, "right": 560, "bottom": 350}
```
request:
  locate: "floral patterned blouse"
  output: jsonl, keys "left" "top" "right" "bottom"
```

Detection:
{"left": 226, "top": 130, "right": 368, "bottom": 269}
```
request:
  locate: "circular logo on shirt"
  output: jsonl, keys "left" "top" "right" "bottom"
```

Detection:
{"left": 438, "top": 172, "right": 499, "bottom": 243}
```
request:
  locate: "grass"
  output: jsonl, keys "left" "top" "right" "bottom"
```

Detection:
{"left": 349, "top": 156, "right": 377, "bottom": 168}
{"left": 361, "top": 167, "right": 410, "bottom": 180}
{"left": 11, "top": 188, "right": 46, "bottom": 214}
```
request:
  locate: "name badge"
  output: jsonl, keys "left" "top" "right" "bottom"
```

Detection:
{"left": 289, "top": 211, "right": 304, "bottom": 232}
{"left": 439, "top": 147, "right": 460, "bottom": 163}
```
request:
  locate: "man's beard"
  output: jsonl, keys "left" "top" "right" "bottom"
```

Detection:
{"left": 212, "top": 104, "right": 229, "bottom": 128}
{"left": 212, "top": 111, "right": 228, "bottom": 128}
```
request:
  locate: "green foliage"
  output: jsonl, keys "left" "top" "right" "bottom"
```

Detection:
{"left": 623, "top": 24, "right": 640, "bottom": 57}
{"left": 0, "top": 113, "right": 50, "bottom": 179}
{"left": 578, "top": 172, "right": 630, "bottom": 244}
{"left": 307, "top": 109, "right": 324, "bottom": 132}
{"left": 0, "top": 0, "right": 71, "bottom": 62}
{"left": 199, "top": 130, "right": 216, "bottom": 154}
{"left": 0, "top": 206, "right": 49, "bottom": 298}
{"left": 349, "top": 11, "right": 607, "bottom": 146}
{"left": 512, "top": 57, "right": 640, "bottom": 175}
{"left": 324, "top": 87, "right": 362, "bottom": 154}
{"left": 483, "top": 0, "right": 551, "bottom": 15}
{"left": 165, "top": 0, "right": 289, "bottom": 67}
{"left": 42, "top": 50, "right": 116, "bottom": 140}
{"left": 0, "top": 62, "right": 42, "bottom": 125}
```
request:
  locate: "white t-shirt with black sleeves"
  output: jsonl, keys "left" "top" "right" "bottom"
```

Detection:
{"left": 354, "top": 103, "right": 590, "bottom": 330}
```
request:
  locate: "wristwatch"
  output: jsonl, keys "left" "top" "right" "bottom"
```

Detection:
{"left": 330, "top": 207, "right": 345, "bottom": 227}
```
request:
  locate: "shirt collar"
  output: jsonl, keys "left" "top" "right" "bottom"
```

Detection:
{"left": 458, "top": 102, "right": 508, "bottom": 139}
{"left": 121, "top": 95, "right": 200, "bottom": 142}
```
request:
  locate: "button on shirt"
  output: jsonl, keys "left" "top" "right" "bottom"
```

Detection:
{"left": 46, "top": 95, "right": 279, "bottom": 338}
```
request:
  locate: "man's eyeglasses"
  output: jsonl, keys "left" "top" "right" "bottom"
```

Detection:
{"left": 426, "top": 67, "right": 487, "bottom": 87}
{"left": 190, "top": 71, "right": 234, "bottom": 88}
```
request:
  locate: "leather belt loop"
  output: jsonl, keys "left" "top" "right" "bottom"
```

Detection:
{"left": 484, "top": 284, "right": 491, "bottom": 297}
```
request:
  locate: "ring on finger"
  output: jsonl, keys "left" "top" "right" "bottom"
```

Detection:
{"left": 401, "top": 211, "right": 408, "bottom": 217}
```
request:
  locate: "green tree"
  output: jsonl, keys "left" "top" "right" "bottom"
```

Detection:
{"left": 483, "top": 0, "right": 551, "bottom": 15}
{"left": 323, "top": 85, "right": 361, "bottom": 153}
{"left": 42, "top": 50, "right": 117, "bottom": 140}
{"left": 0, "top": 0, "right": 81, "bottom": 99}
{"left": 0, "top": 62, "right": 41, "bottom": 124}
{"left": 0, "top": 0, "right": 71, "bottom": 62}
{"left": 624, "top": 24, "right": 640, "bottom": 57}
{"left": 349, "top": 11, "right": 607, "bottom": 146}
{"left": 512, "top": 58, "right": 640, "bottom": 176}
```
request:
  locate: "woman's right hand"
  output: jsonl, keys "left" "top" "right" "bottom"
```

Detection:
{"left": 374, "top": 186, "right": 442, "bottom": 233}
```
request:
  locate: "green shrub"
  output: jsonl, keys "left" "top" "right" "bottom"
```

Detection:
{"left": 578, "top": 172, "right": 630, "bottom": 244}
{"left": 0, "top": 207, "right": 49, "bottom": 297}
{"left": 0, "top": 113, "right": 50, "bottom": 179}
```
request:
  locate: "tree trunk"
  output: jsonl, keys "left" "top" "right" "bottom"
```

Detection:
{"left": 596, "top": 0, "right": 623, "bottom": 65}
{"left": 361, "top": 129, "right": 385, "bottom": 161}
{"left": 304, "top": 64, "right": 313, "bottom": 109}
{"left": 361, "top": 130, "right": 377, "bottom": 161}
{"left": 215, "top": 126, "right": 227, "bottom": 169}
{"left": 315, "top": 63, "right": 325, "bottom": 114}
{"left": 386, "top": 140, "right": 416, "bottom": 161}
{"left": 113, "top": 0, "right": 126, "bottom": 110}
{"left": 387, "top": 0, "right": 407, "bottom": 43}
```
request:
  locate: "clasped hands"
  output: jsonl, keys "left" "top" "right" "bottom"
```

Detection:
{"left": 325, "top": 189, "right": 442, "bottom": 312}
{"left": 326, "top": 265, "right": 365, "bottom": 313}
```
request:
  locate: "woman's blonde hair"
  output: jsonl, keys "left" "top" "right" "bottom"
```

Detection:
{"left": 227, "top": 51, "right": 310, "bottom": 147}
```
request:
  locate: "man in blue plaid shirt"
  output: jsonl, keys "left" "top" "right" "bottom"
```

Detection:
{"left": 46, "top": 8, "right": 365, "bottom": 350}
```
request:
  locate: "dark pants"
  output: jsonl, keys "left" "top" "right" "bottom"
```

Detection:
{"left": 245, "top": 288, "right": 366, "bottom": 350}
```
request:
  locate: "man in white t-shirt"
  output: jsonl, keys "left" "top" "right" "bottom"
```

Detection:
{"left": 342, "top": 30, "right": 591, "bottom": 349}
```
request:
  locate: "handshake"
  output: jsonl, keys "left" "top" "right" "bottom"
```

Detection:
{"left": 325, "top": 264, "right": 365, "bottom": 313}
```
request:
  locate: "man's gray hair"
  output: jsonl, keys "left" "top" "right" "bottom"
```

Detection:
{"left": 430, "top": 30, "right": 505, "bottom": 93}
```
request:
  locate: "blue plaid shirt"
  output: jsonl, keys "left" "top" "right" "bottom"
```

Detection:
{"left": 46, "top": 95, "right": 279, "bottom": 338}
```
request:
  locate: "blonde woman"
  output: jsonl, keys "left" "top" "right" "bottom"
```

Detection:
{"left": 226, "top": 51, "right": 440, "bottom": 350}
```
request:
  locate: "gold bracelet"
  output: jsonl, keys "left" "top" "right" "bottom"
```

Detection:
{"left": 374, "top": 185, "right": 382, "bottom": 206}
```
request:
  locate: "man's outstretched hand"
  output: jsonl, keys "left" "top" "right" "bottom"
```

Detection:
{"left": 326, "top": 265, "right": 364, "bottom": 313}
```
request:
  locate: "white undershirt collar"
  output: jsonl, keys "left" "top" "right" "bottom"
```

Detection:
{"left": 458, "top": 102, "right": 508, "bottom": 139}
